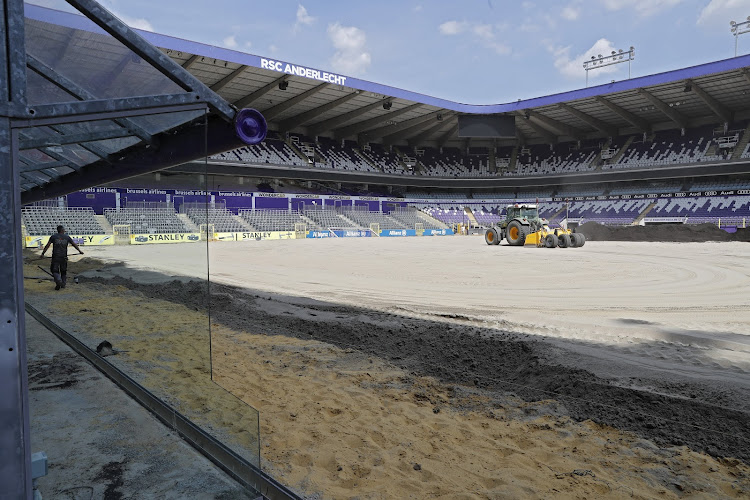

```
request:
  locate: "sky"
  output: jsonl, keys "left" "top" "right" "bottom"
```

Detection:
{"left": 30, "top": 0, "right": 750, "bottom": 104}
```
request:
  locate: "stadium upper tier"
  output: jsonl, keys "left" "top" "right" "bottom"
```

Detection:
{"left": 208, "top": 123, "right": 750, "bottom": 179}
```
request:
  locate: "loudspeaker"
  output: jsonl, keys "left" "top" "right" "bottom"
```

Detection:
{"left": 234, "top": 108, "right": 267, "bottom": 145}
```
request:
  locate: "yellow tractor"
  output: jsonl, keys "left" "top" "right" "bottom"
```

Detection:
{"left": 484, "top": 204, "right": 585, "bottom": 248}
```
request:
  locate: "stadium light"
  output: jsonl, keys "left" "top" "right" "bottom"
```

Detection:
{"left": 582, "top": 46, "right": 635, "bottom": 88}
{"left": 730, "top": 17, "right": 750, "bottom": 57}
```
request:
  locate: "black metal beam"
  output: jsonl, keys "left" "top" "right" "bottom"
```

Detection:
{"left": 363, "top": 109, "right": 446, "bottom": 143}
{"left": 306, "top": 97, "right": 391, "bottom": 137}
{"left": 407, "top": 118, "right": 451, "bottom": 147}
{"left": 278, "top": 91, "right": 360, "bottom": 132}
{"left": 526, "top": 110, "right": 584, "bottom": 140}
{"left": 557, "top": 103, "right": 618, "bottom": 137}
{"left": 637, "top": 88, "right": 688, "bottom": 129}
{"left": 65, "top": 0, "right": 235, "bottom": 120}
{"left": 19, "top": 160, "right": 71, "bottom": 172}
{"left": 594, "top": 96, "right": 650, "bottom": 133}
{"left": 19, "top": 127, "right": 134, "bottom": 149}
{"left": 437, "top": 121, "right": 459, "bottom": 147}
{"left": 182, "top": 54, "right": 200, "bottom": 70}
{"left": 1, "top": 0, "right": 27, "bottom": 119}
{"left": 27, "top": 54, "right": 155, "bottom": 144}
{"left": 27, "top": 93, "right": 203, "bottom": 120}
{"left": 233, "top": 74, "right": 289, "bottom": 109}
{"left": 383, "top": 112, "right": 454, "bottom": 146}
{"left": 262, "top": 83, "right": 328, "bottom": 121}
{"left": 333, "top": 103, "right": 422, "bottom": 139}
{"left": 688, "top": 80, "right": 732, "bottom": 124}
{"left": 514, "top": 112, "right": 557, "bottom": 143}
{"left": 0, "top": 110, "right": 32, "bottom": 500}
{"left": 210, "top": 65, "right": 249, "bottom": 93}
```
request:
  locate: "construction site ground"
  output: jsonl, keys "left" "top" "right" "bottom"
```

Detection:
{"left": 23, "top": 235, "right": 750, "bottom": 499}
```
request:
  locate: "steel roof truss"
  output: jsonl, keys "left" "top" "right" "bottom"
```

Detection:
{"left": 688, "top": 80, "right": 732, "bottom": 124}
{"left": 210, "top": 64, "right": 248, "bottom": 93}
{"left": 527, "top": 110, "right": 584, "bottom": 140}
{"left": 335, "top": 103, "right": 422, "bottom": 139}
{"left": 232, "top": 74, "right": 289, "bottom": 109}
{"left": 407, "top": 118, "right": 451, "bottom": 146}
{"left": 369, "top": 109, "right": 448, "bottom": 143}
{"left": 307, "top": 97, "right": 391, "bottom": 137}
{"left": 262, "top": 82, "right": 328, "bottom": 121}
{"left": 557, "top": 103, "right": 617, "bottom": 137}
{"left": 594, "top": 96, "right": 650, "bottom": 133}
{"left": 637, "top": 88, "right": 688, "bottom": 129}
{"left": 278, "top": 91, "right": 360, "bottom": 131}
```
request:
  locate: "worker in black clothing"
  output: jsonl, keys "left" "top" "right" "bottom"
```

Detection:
{"left": 41, "top": 225, "right": 84, "bottom": 290}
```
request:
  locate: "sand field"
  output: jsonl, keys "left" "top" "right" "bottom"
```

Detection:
{"left": 24, "top": 237, "right": 750, "bottom": 498}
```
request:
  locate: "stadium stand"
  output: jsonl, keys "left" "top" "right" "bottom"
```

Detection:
{"left": 239, "top": 210, "right": 312, "bottom": 231}
{"left": 388, "top": 207, "right": 446, "bottom": 230}
{"left": 184, "top": 205, "right": 253, "bottom": 232}
{"left": 209, "top": 122, "right": 750, "bottom": 180}
{"left": 303, "top": 208, "right": 360, "bottom": 229}
{"left": 105, "top": 205, "right": 190, "bottom": 234}
{"left": 22, "top": 206, "right": 105, "bottom": 235}
{"left": 339, "top": 208, "right": 406, "bottom": 229}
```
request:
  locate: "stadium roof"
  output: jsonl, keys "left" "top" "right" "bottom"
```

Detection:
{"left": 26, "top": 3, "right": 750, "bottom": 149}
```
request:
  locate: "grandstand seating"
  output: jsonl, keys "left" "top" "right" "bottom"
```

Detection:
{"left": 185, "top": 207, "right": 252, "bottom": 232}
{"left": 238, "top": 210, "right": 312, "bottom": 231}
{"left": 22, "top": 206, "right": 105, "bottom": 235}
{"left": 210, "top": 138, "right": 308, "bottom": 167}
{"left": 210, "top": 123, "right": 750, "bottom": 179}
{"left": 105, "top": 207, "right": 190, "bottom": 234}
{"left": 303, "top": 209, "right": 359, "bottom": 229}
{"left": 388, "top": 209, "right": 446, "bottom": 230}
{"left": 339, "top": 209, "right": 406, "bottom": 229}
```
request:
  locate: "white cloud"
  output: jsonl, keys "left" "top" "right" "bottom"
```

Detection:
{"left": 439, "top": 20, "right": 469, "bottom": 35}
{"left": 294, "top": 4, "right": 315, "bottom": 31}
{"left": 698, "top": 0, "right": 750, "bottom": 27}
{"left": 223, "top": 35, "right": 238, "bottom": 49}
{"left": 602, "top": 0, "right": 683, "bottom": 17}
{"left": 550, "top": 38, "right": 624, "bottom": 79}
{"left": 439, "top": 21, "right": 511, "bottom": 55}
{"left": 413, "top": 4, "right": 423, "bottom": 12}
{"left": 99, "top": 1, "right": 154, "bottom": 31}
{"left": 561, "top": 4, "right": 581, "bottom": 20}
{"left": 327, "top": 23, "right": 371, "bottom": 75}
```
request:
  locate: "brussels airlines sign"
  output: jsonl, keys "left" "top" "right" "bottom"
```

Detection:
{"left": 260, "top": 58, "right": 347, "bottom": 86}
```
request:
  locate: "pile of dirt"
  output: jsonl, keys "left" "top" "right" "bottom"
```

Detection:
{"left": 576, "top": 222, "right": 750, "bottom": 242}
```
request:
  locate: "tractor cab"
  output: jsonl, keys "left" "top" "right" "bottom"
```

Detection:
{"left": 505, "top": 204, "right": 539, "bottom": 223}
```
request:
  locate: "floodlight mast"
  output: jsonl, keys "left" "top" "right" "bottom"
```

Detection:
{"left": 582, "top": 46, "right": 635, "bottom": 88}
{"left": 730, "top": 17, "right": 750, "bottom": 57}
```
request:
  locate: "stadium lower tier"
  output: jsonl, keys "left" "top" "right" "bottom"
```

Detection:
{"left": 21, "top": 191, "right": 750, "bottom": 247}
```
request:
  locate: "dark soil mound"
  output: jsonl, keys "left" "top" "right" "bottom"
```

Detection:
{"left": 576, "top": 222, "right": 743, "bottom": 242}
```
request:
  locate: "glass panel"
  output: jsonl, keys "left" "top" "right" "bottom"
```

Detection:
{"left": 22, "top": 108, "right": 263, "bottom": 495}
{"left": 24, "top": 16, "right": 183, "bottom": 102}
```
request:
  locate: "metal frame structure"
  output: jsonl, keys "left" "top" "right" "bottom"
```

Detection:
{"left": 731, "top": 17, "right": 750, "bottom": 57}
{"left": 0, "top": 0, "right": 266, "bottom": 498}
